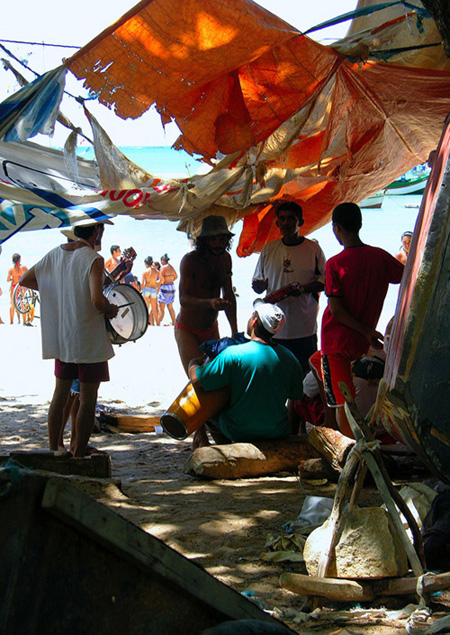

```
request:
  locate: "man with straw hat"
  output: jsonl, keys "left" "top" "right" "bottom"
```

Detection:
{"left": 175, "top": 215, "right": 238, "bottom": 447}
{"left": 20, "top": 219, "right": 118, "bottom": 457}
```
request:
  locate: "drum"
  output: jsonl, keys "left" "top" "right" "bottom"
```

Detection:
{"left": 161, "top": 381, "right": 230, "bottom": 440}
{"left": 104, "top": 283, "right": 148, "bottom": 345}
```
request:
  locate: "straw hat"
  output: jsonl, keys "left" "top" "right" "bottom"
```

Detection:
{"left": 198, "top": 215, "right": 233, "bottom": 238}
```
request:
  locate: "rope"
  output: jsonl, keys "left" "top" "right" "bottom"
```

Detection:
{"left": 304, "top": 1, "right": 430, "bottom": 35}
{"left": 0, "top": 38, "right": 79, "bottom": 49}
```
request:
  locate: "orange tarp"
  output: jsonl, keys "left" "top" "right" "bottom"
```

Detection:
{"left": 66, "top": 0, "right": 450, "bottom": 255}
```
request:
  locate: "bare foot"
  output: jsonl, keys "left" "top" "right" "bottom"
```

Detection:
{"left": 191, "top": 426, "right": 210, "bottom": 450}
{"left": 85, "top": 445, "right": 107, "bottom": 455}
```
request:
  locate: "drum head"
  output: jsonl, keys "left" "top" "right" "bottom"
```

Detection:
{"left": 105, "top": 284, "right": 148, "bottom": 345}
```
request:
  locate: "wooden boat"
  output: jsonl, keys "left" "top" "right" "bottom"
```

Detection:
{"left": 360, "top": 189, "right": 385, "bottom": 208}
{"left": 359, "top": 165, "right": 429, "bottom": 208}
{"left": 385, "top": 165, "right": 430, "bottom": 196}
{"left": 0, "top": 471, "right": 294, "bottom": 634}
{"left": 381, "top": 117, "right": 450, "bottom": 482}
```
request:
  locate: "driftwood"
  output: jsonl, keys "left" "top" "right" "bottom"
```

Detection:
{"left": 108, "top": 414, "right": 159, "bottom": 433}
{"left": 308, "top": 427, "right": 355, "bottom": 470}
{"left": 183, "top": 436, "right": 320, "bottom": 479}
{"left": 280, "top": 571, "right": 450, "bottom": 602}
{"left": 298, "top": 458, "right": 340, "bottom": 482}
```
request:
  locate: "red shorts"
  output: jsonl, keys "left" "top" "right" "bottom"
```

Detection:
{"left": 309, "top": 350, "right": 355, "bottom": 407}
{"left": 54, "top": 359, "right": 110, "bottom": 383}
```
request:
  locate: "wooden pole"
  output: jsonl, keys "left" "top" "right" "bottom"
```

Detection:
{"left": 341, "top": 384, "right": 424, "bottom": 579}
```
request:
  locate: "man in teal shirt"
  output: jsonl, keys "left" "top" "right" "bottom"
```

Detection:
{"left": 188, "top": 300, "right": 304, "bottom": 443}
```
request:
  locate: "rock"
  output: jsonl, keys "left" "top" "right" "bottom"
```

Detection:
{"left": 303, "top": 507, "right": 409, "bottom": 579}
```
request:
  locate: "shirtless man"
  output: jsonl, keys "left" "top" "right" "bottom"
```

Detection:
{"left": 105, "top": 245, "right": 121, "bottom": 273}
{"left": 141, "top": 256, "right": 161, "bottom": 326}
{"left": 158, "top": 253, "right": 178, "bottom": 325}
{"left": 7, "top": 253, "right": 27, "bottom": 324}
{"left": 175, "top": 215, "right": 237, "bottom": 447}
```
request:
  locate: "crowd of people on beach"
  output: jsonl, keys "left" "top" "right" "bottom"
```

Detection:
{"left": 11, "top": 200, "right": 412, "bottom": 457}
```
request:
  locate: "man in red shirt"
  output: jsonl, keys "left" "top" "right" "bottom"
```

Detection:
{"left": 310, "top": 202, "right": 404, "bottom": 437}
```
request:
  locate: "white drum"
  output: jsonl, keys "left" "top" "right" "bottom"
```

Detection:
{"left": 104, "top": 283, "right": 148, "bottom": 345}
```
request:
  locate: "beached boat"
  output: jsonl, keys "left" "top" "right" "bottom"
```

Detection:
{"left": 381, "top": 118, "right": 450, "bottom": 483}
{"left": 360, "top": 190, "right": 385, "bottom": 208}
{"left": 385, "top": 165, "right": 431, "bottom": 196}
{"left": 0, "top": 472, "right": 293, "bottom": 633}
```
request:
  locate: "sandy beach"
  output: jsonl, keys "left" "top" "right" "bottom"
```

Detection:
{"left": 1, "top": 323, "right": 448, "bottom": 634}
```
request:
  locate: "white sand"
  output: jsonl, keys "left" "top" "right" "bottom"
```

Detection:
{"left": 2, "top": 323, "right": 445, "bottom": 634}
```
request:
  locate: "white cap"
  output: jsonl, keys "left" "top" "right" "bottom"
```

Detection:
{"left": 253, "top": 299, "right": 286, "bottom": 335}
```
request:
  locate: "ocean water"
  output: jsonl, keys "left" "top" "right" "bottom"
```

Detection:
{"left": 0, "top": 146, "right": 422, "bottom": 338}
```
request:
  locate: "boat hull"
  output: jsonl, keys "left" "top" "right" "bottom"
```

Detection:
{"left": 382, "top": 122, "right": 450, "bottom": 481}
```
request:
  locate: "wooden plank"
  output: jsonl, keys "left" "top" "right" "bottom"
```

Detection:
{"left": 41, "top": 478, "right": 284, "bottom": 627}
{"left": 281, "top": 571, "right": 450, "bottom": 601}
{"left": 280, "top": 572, "right": 374, "bottom": 602}
{"left": 2, "top": 451, "right": 111, "bottom": 478}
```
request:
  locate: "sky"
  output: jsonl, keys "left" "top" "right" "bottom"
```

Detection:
{"left": 0, "top": 0, "right": 357, "bottom": 147}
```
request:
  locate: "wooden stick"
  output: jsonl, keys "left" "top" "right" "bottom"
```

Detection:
{"left": 348, "top": 461, "right": 367, "bottom": 511}
{"left": 281, "top": 571, "right": 450, "bottom": 601}
{"left": 280, "top": 572, "right": 374, "bottom": 602}
{"left": 368, "top": 378, "right": 388, "bottom": 432}
{"left": 341, "top": 386, "right": 424, "bottom": 579}
{"left": 374, "top": 571, "right": 450, "bottom": 597}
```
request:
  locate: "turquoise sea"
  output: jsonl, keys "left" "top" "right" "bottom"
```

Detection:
{"left": 0, "top": 146, "right": 422, "bottom": 337}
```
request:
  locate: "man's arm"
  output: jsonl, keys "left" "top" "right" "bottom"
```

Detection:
{"left": 19, "top": 267, "right": 39, "bottom": 290}
{"left": 301, "top": 280, "right": 325, "bottom": 294}
{"left": 301, "top": 246, "right": 326, "bottom": 294}
{"left": 328, "top": 296, "right": 384, "bottom": 348}
{"left": 252, "top": 251, "right": 268, "bottom": 293}
{"left": 222, "top": 260, "right": 237, "bottom": 334}
{"left": 188, "top": 356, "right": 208, "bottom": 388}
{"left": 89, "top": 258, "right": 118, "bottom": 318}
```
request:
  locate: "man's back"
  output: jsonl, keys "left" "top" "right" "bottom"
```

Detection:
{"left": 196, "top": 341, "right": 303, "bottom": 441}
{"left": 322, "top": 244, "right": 404, "bottom": 357}
{"left": 35, "top": 245, "right": 114, "bottom": 363}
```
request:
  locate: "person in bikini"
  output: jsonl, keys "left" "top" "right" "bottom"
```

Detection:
{"left": 157, "top": 253, "right": 178, "bottom": 325}
{"left": 141, "top": 256, "right": 161, "bottom": 325}
{"left": 175, "top": 215, "right": 238, "bottom": 447}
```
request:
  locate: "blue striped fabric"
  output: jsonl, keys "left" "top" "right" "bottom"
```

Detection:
{"left": 0, "top": 65, "right": 66, "bottom": 142}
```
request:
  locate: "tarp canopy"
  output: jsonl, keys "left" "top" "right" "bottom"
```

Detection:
{"left": 1, "top": 0, "right": 450, "bottom": 251}
{"left": 65, "top": 0, "right": 450, "bottom": 252}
